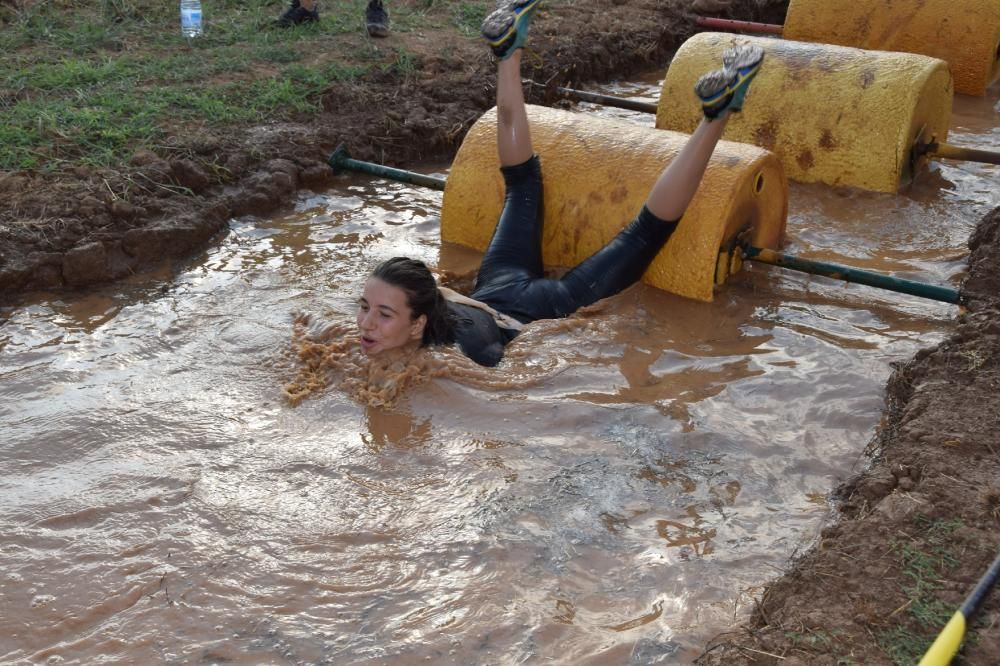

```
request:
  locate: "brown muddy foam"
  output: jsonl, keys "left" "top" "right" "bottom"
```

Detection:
{"left": 284, "top": 311, "right": 593, "bottom": 408}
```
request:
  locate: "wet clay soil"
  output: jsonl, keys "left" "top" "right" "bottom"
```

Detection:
{"left": 3, "top": 0, "right": 1000, "bottom": 663}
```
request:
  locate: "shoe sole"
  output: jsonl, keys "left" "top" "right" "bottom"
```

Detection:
{"left": 367, "top": 23, "right": 390, "bottom": 37}
{"left": 695, "top": 44, "right": 764, "bottom": 116}
{"left": 694, "top": 68, "right": 731, "bottom": 103}
{"left": 722, "top": 44, "right": 764, "bottom": 98}
{"left": 723, "top": 44, "right": 764, "bottom": 75}
{"left": 481, "top": 0, "right": 540, "bottom": 47}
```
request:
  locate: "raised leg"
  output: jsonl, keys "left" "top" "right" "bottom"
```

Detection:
{"left": 472, "top": 1, "right": 546, "bottom": 291}
{"left": 556, "top": 43, "right": 766, "bottom": 307}
{"left": 646, "top": 43, "right": 764, "bottom": 222}
{"left": 482, "top": 0, "right": 541, "bottom": 166}
{"left": 644, "top": 116, "right": 728, "bottom": 221}
{"left": 495, "top": 51, "right": 533, "bottom": 167}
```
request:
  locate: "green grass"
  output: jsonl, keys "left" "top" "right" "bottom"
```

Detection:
{"left": 783, "top": 628, "right": 836, "bottom": 650}
{"left": 782, "top": 627, "right": 862, "bottom": 663}
{"left": 452, "top": 2, "right": 490, "bottom": 36}
{"left": 0, "top": 0, "right": 493, "bottom": 170}
{"left": 0, "top": 57, "right": 361, "bottom": 168}
{"left": 876, "top": 515, "right": 965, "bottom": 665}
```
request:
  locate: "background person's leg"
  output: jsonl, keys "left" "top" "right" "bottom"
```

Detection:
{"left": 275, "top": 0, "right": 318, "bottom": 26}
{"left": 366, "top": 0, "right": 390, "bottom": 37}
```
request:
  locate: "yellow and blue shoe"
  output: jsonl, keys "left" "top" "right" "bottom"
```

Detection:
{"left": 722, "top": 43, "right": 764, "bottom": 112}
{"left": 481, "top": 0, "right": 542, "bottom": 60}
{"left": 695, "top": 43, "right": 764, "bottom": 120}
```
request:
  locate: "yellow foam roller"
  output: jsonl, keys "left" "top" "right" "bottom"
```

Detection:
{"left": 440, "top": 105, "right": 788, "bottom": 303}
{"left": 655, "top": 33, "right": 953, "bottom": 193}
{"left": 784, "top": 0, "right": 1000, "bottom": 97}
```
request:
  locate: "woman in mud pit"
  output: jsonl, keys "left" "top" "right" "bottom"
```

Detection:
{"left": 357, "top": 0, "right": 763, "bottom": 367}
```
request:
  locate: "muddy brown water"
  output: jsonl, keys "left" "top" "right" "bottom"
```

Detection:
{"left": 2, "top": 76, "right": 998, "bottom": 664}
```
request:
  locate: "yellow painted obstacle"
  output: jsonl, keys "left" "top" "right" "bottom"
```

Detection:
{"left": 440, "top": 104, "right": 788, "bottom": 303}
{"left": 783, "top": 0, "right": 1000, "bottom": 97}
{"left": 656, "top": 33, "right": 954, "bottom": 193}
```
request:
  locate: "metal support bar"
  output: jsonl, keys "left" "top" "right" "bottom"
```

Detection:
{"left": 694, "top": 16, "right": 784, "bottom": 35}
{"left": 327, "top": 144, "right": 447, "bottom": 191}
{"left": 526, "top": 81, "right": 658, "bottom": 114}
{"left": 744, "top": 246, "right": 961, "bottom": 304}
{"left": 930, "top": 142, "right": 1000, "bottom": 166}
{"left": 324, "top": 149, "right": 962, "bottom": 306}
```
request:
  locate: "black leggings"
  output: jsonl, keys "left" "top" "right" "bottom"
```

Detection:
{"left": 470, "top": 155, "right": 679, "bottom": 325}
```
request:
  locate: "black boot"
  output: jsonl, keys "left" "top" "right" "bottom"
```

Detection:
{"left": 366, "top": 0, "right": 390, "bottom": 37}
{"left": 276, "top": 0, "right": 319, "bottom": 27}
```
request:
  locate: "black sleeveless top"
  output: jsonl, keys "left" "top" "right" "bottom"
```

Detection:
{"left": 447, "top": 301, "right": 519, "bottom": 367}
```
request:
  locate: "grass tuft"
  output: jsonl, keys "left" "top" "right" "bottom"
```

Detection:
{"left": 876, "top": 515, "right": 964, "bottom": 665}
{"left": 453, "top": 1, "right": 488, "bottom": 36}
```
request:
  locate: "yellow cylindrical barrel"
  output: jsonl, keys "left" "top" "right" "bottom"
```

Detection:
{"left": 655, "top": 33, "right": 954, "bottom": 193}
{"left": 783, "top": 0, "right": 1000, "bottom": 97}
{"left": 441, "top": 105, "right": 788, "bottom": 303}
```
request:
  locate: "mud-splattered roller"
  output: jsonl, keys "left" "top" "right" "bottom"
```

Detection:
{"left": 783, "top": 0, "right": 1000, "bottom": 97}
{"left": 440, "top": 104, "right": 788, "bottom": 303}
{"left": 655, "top": 33, "right": 954, "bottom": 193}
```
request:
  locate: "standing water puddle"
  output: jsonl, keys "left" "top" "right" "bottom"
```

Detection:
{"left": 1, "top": 75, "right": 998, "bottom": 663}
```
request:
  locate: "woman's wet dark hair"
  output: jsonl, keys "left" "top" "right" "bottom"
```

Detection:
{"left": 371, "top": 257, "right": 456, "bottom": 346}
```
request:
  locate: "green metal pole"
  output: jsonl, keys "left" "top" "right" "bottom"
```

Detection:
{"left": 327, "top": 144, "right": 446, "bottom": 191}
{"left": 930, "top": 142, "right": 1000, "bottom": 166}
{"left": 744, "top": 247, "right": 961, "bottom": 305}
{"left": 324, "top": 149, "right": 962, "bottom": 306}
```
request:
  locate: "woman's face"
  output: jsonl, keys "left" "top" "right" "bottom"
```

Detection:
{"left": 357, "top": 277, "right": 427, "bottom": 355}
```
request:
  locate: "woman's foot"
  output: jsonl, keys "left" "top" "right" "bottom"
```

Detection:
{"left": 481, "top": 0, "right": 541, "bottom": 60}
{"left": 695, "top": 43, "right": 764, "bottom": 120}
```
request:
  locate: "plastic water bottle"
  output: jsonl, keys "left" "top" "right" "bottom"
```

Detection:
{"left": 180, "top": 0, "right": 203, "bottom": 38}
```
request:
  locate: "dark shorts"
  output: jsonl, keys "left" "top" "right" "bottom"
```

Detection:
{"left": 470, "top": 155, "right": 679, "bottom": 324}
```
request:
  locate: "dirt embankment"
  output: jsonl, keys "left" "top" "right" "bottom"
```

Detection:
{"left": 0, "top": 0, "right": 786, "bottom": 299}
